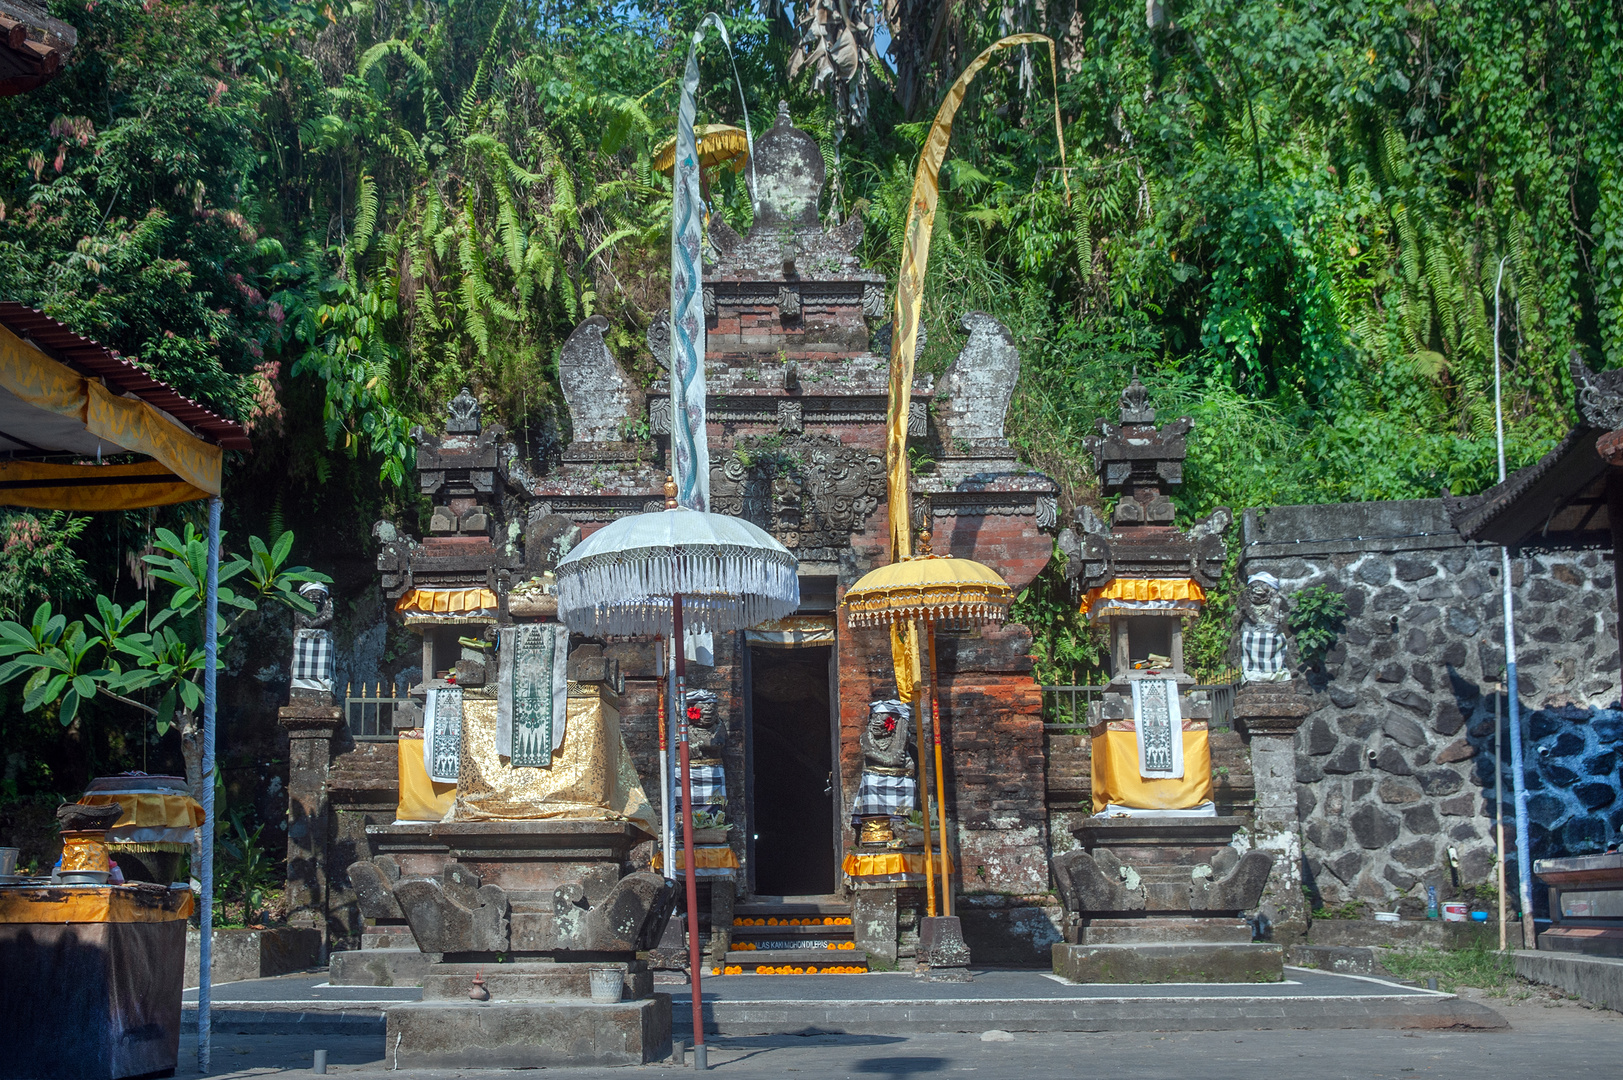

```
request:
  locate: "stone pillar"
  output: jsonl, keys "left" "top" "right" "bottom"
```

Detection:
{"left": 1234, "top": 683, "right": 1311, "bottom": 943}
{"left": 707, "top": 879, "right": 735, "bottom": 968}
{"left": 280, "top": 699, "right": 344, "bottom": 955}
{"left": 851, "top": 886, "right": 899, "bottom": 969}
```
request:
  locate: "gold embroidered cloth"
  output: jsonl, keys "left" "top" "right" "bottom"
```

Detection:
{"left": 452, "top": 692, "right": 656, "bottom": 835}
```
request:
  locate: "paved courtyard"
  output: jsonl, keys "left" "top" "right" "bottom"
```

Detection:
{"left": 174, "top": 974, "right": 1621, "bottom": 1078}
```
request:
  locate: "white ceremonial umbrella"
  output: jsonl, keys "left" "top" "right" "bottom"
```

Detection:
{"left": 555, "top": 483, "right": 797, "bottom": 1061}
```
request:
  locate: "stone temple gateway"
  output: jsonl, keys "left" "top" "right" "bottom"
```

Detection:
{"left": 279, "top": 106, "right": 1623, "bottom": 1001}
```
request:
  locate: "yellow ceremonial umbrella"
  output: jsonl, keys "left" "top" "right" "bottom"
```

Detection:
{"left": 841, "top": 538, "right": 1013, "bottom": 918}
{"left": 652, "top": 123, "right": 750, "bottom": 177}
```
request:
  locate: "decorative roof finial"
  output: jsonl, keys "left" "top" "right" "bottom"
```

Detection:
{"left": 447, "top": 387, "right": 481, "bottom": 434}
{"left": 1118, "top": 376, "right": 1154, "bottom": 424}
{"left": 776, "top": 100, "right": 792, "bottom": 128}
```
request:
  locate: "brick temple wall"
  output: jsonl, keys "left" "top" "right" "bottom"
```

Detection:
{"left": 1242, "top": 498, "right": 1623, "bottom": 909}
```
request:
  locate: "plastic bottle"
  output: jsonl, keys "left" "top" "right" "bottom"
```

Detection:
{"left": 1426, "top": 884, "right": 1439, "bottom": 919}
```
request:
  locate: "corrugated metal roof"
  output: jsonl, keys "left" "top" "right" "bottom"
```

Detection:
{"left": 0, "top": 302, "right": 252, "bottom": 450}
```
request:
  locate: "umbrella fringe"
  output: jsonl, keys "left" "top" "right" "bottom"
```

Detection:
{"left": 557, "top": 551, "right": 800, "bottom": 637}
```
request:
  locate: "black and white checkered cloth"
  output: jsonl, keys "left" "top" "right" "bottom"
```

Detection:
{"left": 1241, "top": 627, "right": 1288, "bottom": 682}
{"left": 851, "top": 771, "right": 917, "bottom": 819}
{"left": 292, "top": 629, "right": 334, "bottom": 692}
{"left": 673, "top": 763, "right": 726, "bottom": 811}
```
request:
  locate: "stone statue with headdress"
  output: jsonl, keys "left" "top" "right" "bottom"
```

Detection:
{"left": 1238, "top": 571, "right": 1290, "bottom": 683}
{"left": 290, "top": 579, "right": 336, "bottom": 702}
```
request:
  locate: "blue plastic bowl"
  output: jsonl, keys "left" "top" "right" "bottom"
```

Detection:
{"left": 1470, "top": 911, "right": 1489, "bottom": 922}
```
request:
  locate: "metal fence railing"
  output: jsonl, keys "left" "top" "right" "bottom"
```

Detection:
{"left": 344, "top": 683, "right": 412, "bottom": 740}
{"left": 1041, "top": 682, "right": 1239, "bottom": 730}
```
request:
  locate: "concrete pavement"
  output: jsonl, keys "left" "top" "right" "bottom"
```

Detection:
{"left": 171, "top": 987, "right": 1619, "bottom": 1079}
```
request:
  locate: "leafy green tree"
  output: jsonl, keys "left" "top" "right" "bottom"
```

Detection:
{"left": 0, "top": 529, "right": 328, "bottom": 805}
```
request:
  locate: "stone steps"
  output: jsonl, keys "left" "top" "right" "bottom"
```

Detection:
{"left": 723, "top": 899, "right": 867, "bottom": 971}
{"left": 720, "top": 948, "right": 869, "bottom": 972}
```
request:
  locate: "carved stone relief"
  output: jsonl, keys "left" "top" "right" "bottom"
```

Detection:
{"left": 708, "top": 434, "right": 885, "bottom": 552}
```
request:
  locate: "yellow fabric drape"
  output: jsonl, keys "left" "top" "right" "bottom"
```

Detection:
{"left": 78, "top": 792, "right": 204, "bottom": 830}
{"left": 83, "top": 380, "right": 221, "bottom": 495}
{"left": 0, "top": 885, "right": 194, "bottom": 924}
{"left": 841, "top": 849, "right": 952, "bottom": 878}
{"left": 395, "top": 735, "right": 456, "bottom": 823}
{"left": 0, "top": 459, "right": 213, "bottom": 509}
{"left": 890, "top": 623, "right": 919, "bottom": 703}
{"left": 395, "top": 587, "right": 499, "bottom": 616}
{"left": 653, "top": 846, "right": 741, "bottom": 872}
{"left": 452, "top": 693, "right": 658, "bottom": 836}
{"left": 1079, "top": 578, "right": 1207, "bottom": 617}
{"left": 1091, "top": 728, "right": 1214, "bottom": 812}
{"left": 885, "top": 33, "right": 1068, "bottom": 566}
{"left": 0, "top": 321, "right": 224, "bottom": 505}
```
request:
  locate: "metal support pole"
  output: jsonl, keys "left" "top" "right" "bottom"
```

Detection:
{"left": 1496, "top": 682, "right": 1507, "bottom": 951}
{"left": 657, "top": 641, "right": 673, "bottom": 877}
{"left": 198, "top": 496, "right": 221, "bottom": 1074}
{"left": 674, "top": 594, "right": 706, "bottom": 1069}
{"left": 1492, "top": 256, "right": 1535, "bottom": 948}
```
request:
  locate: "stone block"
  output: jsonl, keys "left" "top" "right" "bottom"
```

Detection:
{"left": 329, "top": 948, "right": 437, "bottom": 987}
{"left": 956, "top": 903, "right": 1064, "bottom": 965}
{"left": 853, "top": 888, "right": 899, "bottom": 967}
{"left": 1304, "top": 717, "right": 1337, "bottom": 755}
{"left": 1515, "top": 951, "right": 1623, "bottom": 1011}
{"left": 1052, "top": 942, "right": 1283, "bottom": 984}
{"left": 183, "top": 927, "right": 322, "bottom": 986}
{"left": 386, "top": 997, "right": 672, "bottom": 1069}
{"left": 1080, "top": 918, "right": 1252, "bottom": 945}
{"left": 1385, "top": 689, "right": 1430, "bottom": 715}
{"left": 1350, "top": 804, "right": 1400, "bottom": 848}
{"left": 1287, "top": 944, "right": 1380, "bottom": 975}
{"left": 1382, "top": 714, "right": 1426, "bottom": 747}
{"left": 918, "top": 916, "right": 972, "bottom": 975}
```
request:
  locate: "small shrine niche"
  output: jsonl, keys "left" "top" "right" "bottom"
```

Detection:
{"left": 1060, "top": 377, "right": 1231, "bottom": 814}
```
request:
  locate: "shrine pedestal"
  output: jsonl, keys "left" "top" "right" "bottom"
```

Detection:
{"left": 1051, "top": 817, "right": 1283, "bottom": 984}
{"left": 359, "top": 820, "right": 674, "bottom": 1067}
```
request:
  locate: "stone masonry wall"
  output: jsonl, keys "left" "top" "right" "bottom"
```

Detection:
{"left": 1242, "top": 499, "right": 1623, "bottom": 909}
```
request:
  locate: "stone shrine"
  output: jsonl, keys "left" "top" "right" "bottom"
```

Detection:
{"left": 1051, "top": 379, "right": 1282, "bottom": 983}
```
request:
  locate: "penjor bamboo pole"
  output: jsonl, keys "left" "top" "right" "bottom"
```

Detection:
{"left": 925, "top": 620, "right": 952, "bottom": 918}
{"left": 911, "top": 621, "right": 937, "bottom": 920}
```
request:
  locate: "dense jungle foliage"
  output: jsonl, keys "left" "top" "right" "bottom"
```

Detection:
{"left": 0, "top": 0, "right": 1617, "bottom": 814}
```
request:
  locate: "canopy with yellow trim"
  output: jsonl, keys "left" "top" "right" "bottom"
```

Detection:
{"left": 652, "top": 124, "right": 750, "bottom": 176}
{"left": 394, "top": 587, "right": 499, "bottom": 625}
{"left": 840, "top": 553, "right": 1013, "bottom": 629}
{"left": 1078, "top": 577, "right": 1207, "bottom": 620}
{"left": 0, "top": 303, "right": 249, "bottom": 508}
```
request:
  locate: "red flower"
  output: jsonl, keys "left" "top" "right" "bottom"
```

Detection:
{"left": 687, "top": 705, "right": 702, "bottom": 722}
{"left": 882, "top": 716, "right": 897, "bottom": 733}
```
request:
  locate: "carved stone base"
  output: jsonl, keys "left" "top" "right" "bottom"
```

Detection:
{"left": 329, "top": 948, "right": 436, "bottom": 987}
{"left": 421, "top": 959, "right": 652, "bottom": 1001}
{"left": 1053, "top": 942, "right": 1284, "bottom": 984}
{"left": 386, "top": 997, "right": 673, "bottom": 1068}
{"left": 916, "top": 916, "right": 971, "bottom": 980}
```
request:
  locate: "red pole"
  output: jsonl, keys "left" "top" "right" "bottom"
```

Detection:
{"left": 674, "top": 592, "right": 706, "bottom": 1067}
